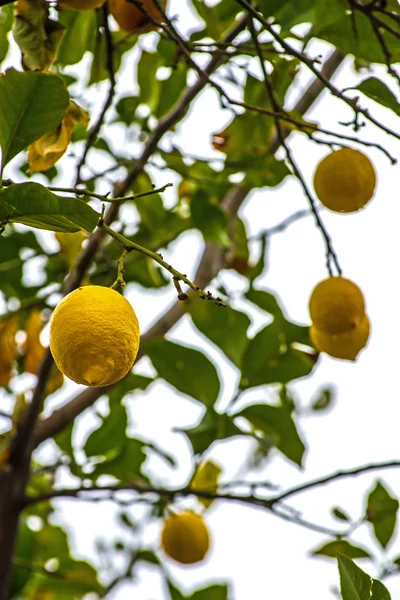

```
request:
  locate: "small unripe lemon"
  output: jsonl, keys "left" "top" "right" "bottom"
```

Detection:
{"left": 310, "top": 314, "right": 370, "bottom": 361}
{"left": 49, "top": 286, "right": 140, "bottom": 387}
{"left": 314, "top": 148, "right": 376, "bottom": 213}
{"left": 108, "top": 0, "right": 167, "bottom": 34}
{"left": 309, "top": 276, "right": 365, "bottom": 335}
{"left": 161, "top": 511, "right": 210, "bottom": 565}
{"left": 59, "top": 0, "right": 105, "bottom": 11}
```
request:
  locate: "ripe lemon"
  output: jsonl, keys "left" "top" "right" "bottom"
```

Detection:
{"left": 314, "top": 148, "right": 376, "bottom": 213}
{"left": 49, "top": 286, "right": 140, "bottom": 387}
{"left": 59, "top": 0, "right": 105, "bottom": 10}
{"left": 310, "top": 314, "right": 370, "bottom": 361}
{"left": 309, "top": 276, "right": 365, "bottom": 335}
{"left": 161, "top": 510, "right": 210, "bottom": 565}
{"left": 108, "top": 0, "right": 166, "bottom": 33}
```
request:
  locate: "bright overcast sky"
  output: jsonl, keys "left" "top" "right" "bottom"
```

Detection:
{"left": 3, "top": 0, "right": 400, "bottom": 598}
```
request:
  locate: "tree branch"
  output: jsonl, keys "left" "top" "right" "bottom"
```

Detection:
{"left": 74, "top": 3, "right": 117, "bottom": 185}
{"left": 271, "top": 459, "right": 400, "bottom": 504}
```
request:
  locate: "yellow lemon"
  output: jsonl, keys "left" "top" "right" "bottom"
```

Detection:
{"left": 108, "top": 0, "right": 167, "bottom": 33}
{"left": 161, "top": 511, "right": 210, "bottom": 565}
{"left": 314, "top": 148, "right": 376, "bottom": 213}
{"left": 309, "top": 276, "right": 365, "bottom": 335}
{"left": 59, "top": 0, "right": 105, "bottom": 11}
{"left": 49, "top": 286, "right": 140, "bottom": 387}
{"left": 310, "top": 314, "right": 370, "bottom": 361}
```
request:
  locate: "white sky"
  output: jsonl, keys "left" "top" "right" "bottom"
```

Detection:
{"left": 2, "top": 0, "right": 400, "bottom": 598}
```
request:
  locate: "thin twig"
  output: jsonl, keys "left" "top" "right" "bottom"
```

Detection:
{"left": 248, "top": 17, "right": 341, "bottom": 276}
{"left": 272, "top": 460, "right": 400, "bottom": 503}
{"left": 74, "top": 3, "right": 117, "bottom": 185}
{"left": 100, "top": 222, "right": 225, "bottom": 305}
{"left": 236, "top": 0, "right": 400, "bottom": 142}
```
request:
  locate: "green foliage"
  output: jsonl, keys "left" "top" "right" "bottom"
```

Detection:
{"left": 178, "top": 408, "right": 241, "bottom": 455}
{"left": 367, "top": 481, "right": 399, "bottom": 549}
{"left": 353, "top": 78, "right": 400, "bottom": 118}
{"left": 187, "top": 299, "right": 250, "bottom": 367}
{"left": 0, "top": 5, "right": 13, "bottom": 64}
{"left": 235, "top": 403, "right": 305, "bottom": 466}
{"left": 312, "top": 540, "right": 371, "bottom": 560}
{"left": 56, "top": 9, "right": 97, "bottom": 66}
{"left": 0, "top": 69, "right": 69, "bottom": 171}
{"left": 338, "top": 555, "right": 391, "bottom": 600}
{"left": 146, "top": 339, "right": 220, "bottom": 407}
{"left": 0, "top": 183, "right": 100, "bottom": 232}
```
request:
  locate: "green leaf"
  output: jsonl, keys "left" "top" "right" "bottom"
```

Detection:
{"left": 115, "top": 95, "right": 140, "bottom": 125}
{"left": 137, "top": 51, "right": 163, "bottom": 110}
{"left": 191, "top": 189, "right": 230, "bottom": 246}
{"left": 0, "top": 5, "right": 13, "bottom": 65}
{"left": 187, "top": 298, "right": 250, "bottom": 367}
{"left": 0, "top": 183, "right": 100, "bottom": 233}
{"left": 146, "top": 339, "right": 220, "bottom": 407}
{"left": 89, "top": 31, "right": 137, "bottom": 85}
{"left": 84, "top": 402, "right": 128, "bottom": 459}
{"left": 167, "top": 579, "right": 186, "bottom": 600}
{"left": 90, "top": 438, "right": 147, "bottom": 481}
{"left": 245, "top": 288, "right": 283, "bottom": 317}
{"left": 191, "top": 584, "right": 229, "bottom": 600}
{"left": 337, "top": 555, "right": 373, "bottom": 600}
{"left": 315, "top": 7, "right": 400, "bottom": 64}
{"left": 240, "top": 316, "right": 316, "bottom": 389}
{"left": 371, "top": 579, "right": 391, "bottom": 600}
{"left": 177, "top": 408, "right": 241, "bottom": 455}
{"left": 332, "top": 507, "right": 351, "bottom": 522}
{"left": 312, "top": 540, "right": 371, "bottom": 560}
{"left": 0, "top": 69, "right": 69, "bottom": 170}
{"left": 56, "top": 9, "right": 97, "bottom": 66}
{"left": 367, "top": 480, "right": 399, "bottom": 549}
{"left": 354, "top": 77, "right": 400, "bottom": 117}
{"left": 9, "top": 518, "right": 37, "bottom": 599}
{"left": 235, "top": 403, "right": 305, "bottom": 466}
{"left": 155, "top": 63, "right": 188, "bottom": 119}
{"left": 311, "top": 387, "right": 335, "bottom": 411}
{"left": 192, "top": 0, "right": 239, "bottom": 40}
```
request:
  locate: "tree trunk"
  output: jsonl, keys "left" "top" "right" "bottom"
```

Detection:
{"left": 0, "top": 466, "right": 29, "bottom": 600}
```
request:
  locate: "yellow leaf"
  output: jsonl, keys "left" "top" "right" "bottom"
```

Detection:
{"left": 23, "top": 310, "right": 64, "bottom": 393}
{"left": 12, "top": 0, "right": 65, "bottom": 71}
{"left": 55, "top": 230, "right": 87, "bottom": 267}
{"left": 28, "top": 100, "right": 89, "bottom": 172}
{"left": 0, "top": 316, "right": 18, "bottom": 387}
{"left": 46, "top": 363, "right": 64, "bottom": 395}
{"left": 190, "top": 460, "right": 222, "bottom": 509}
{"left": 23, "top": 309, "right": 45, "bottom": 375}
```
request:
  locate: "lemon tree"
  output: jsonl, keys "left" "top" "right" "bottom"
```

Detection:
{"left": 0, "top": 0, "right": 399, "bottom": 599}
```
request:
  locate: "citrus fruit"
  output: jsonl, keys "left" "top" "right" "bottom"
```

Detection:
{"left": 108, "top": 0, "right": 166, "bottom": 33}
{"left": 314, "top": 148, "right": 376, "bottom": 213}
{"left": 161, "top": 510, "right": 210, "bottom": 565}
{"left": 59, "top": 0, "right": 105, "bottom": 10}
{"left": 310, "top": 314, "right": 370, "bottom": 361}
{"left": 49, "top": 286, "right": 140, "bottom": 387}
{"left": 309, "top": 276, "right": 365, "bottom": 335}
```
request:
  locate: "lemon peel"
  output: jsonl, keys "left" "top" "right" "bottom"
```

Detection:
{"left": 311, "top": 314, "right": 370, "bottom": 361}
{"left": 314, "top": 148, "right": 376, "bottom": 213}
{"left": 309, "top": 276, "right": 365, "bottom": 335}
{"left": 161, "top": 510, "right": 210, "bottom": 565}
{"left": 108, "top": 0, "right": 167, "bottom": 34}
{"left": 49, "top": 285, "right": 140, "bottom": 387}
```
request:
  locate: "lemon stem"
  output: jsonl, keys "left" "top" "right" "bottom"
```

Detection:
{"left": 100, "top": 222, "right": 226, "bottom": 306}
{"left": 110, "top": 248, "right": 129, "bottom": 290}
